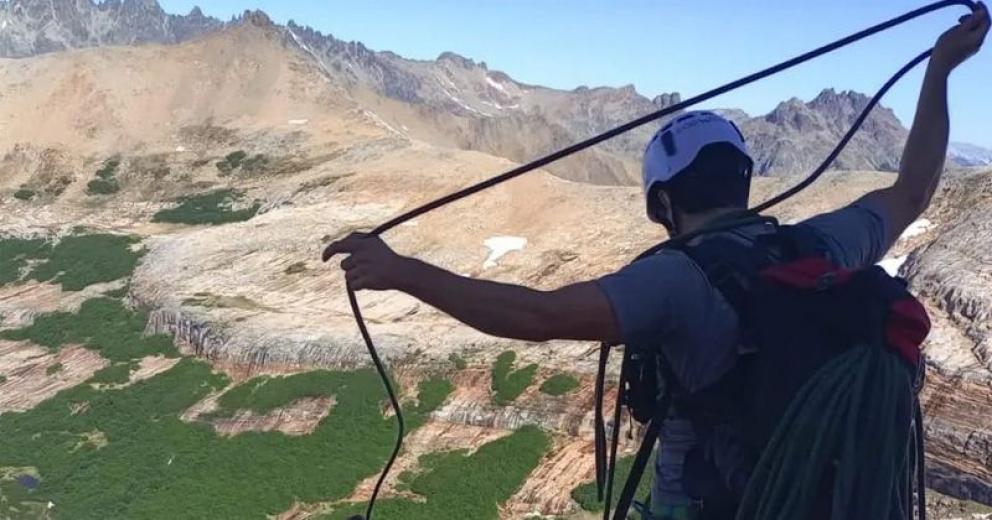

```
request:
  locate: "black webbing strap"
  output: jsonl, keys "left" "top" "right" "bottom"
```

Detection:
{"left": 595, "top": 342, "right": 611, "bottom": 500}
{"left": 602, "top": 352, "right": 629, "bottom": 520}
{"left": 612, "top": 391, "right": 673, "bottom": 520}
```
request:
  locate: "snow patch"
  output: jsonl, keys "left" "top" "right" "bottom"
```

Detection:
{"left": 486, "top": 76, "right": 508, "bottom": 94}
{"left": 288, "top": 119, "right": 309, "bottom": 126}
{"left": 441, "top": 89, "right": 492, "bottom": 117}
{"left": 175, "top": 146, "right": 187, "bottom": 153}
{"left": 483, "top": 236, "right": 527, "bottom": 268}
{"left": 361, "top": 109, "right": 403, "bottom": 135}
{"left": 878, "top": 255, "right": 908, "bottom": 277}
{"left": 900, "top": 219, "right": 931, "bottom": 240}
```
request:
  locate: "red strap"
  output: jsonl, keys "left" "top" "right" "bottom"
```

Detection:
{"left": 887, "top": 298, "right": 929, "bottom": 366}
{"left": 761, "top": 257, "right": 853, "bottom": 289}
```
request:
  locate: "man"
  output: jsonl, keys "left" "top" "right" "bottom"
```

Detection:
{"left": 326, "top": 6, "right": 988, "bottom": 519}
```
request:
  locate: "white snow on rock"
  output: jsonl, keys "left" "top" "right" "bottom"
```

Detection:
{"left": 901, "top": 219, "right": 932, "bottom": 240}
{"left": 486, "top": 76, "right": 507, "bottom": 94}
{"left": 483, "top": 236, "right": 527, "bottom": 268}
{"left": 878, "top": 255, "right": 909, "bottom": 276}
{"left": 288, "top": 119, "right": 309, "bottom": 126}
{"left": 175, "top": 146, "right": 187, "bottom": 153}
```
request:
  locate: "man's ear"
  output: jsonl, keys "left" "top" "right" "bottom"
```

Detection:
{"left": 653, "top": 190, "right": 677, "bottom": 235}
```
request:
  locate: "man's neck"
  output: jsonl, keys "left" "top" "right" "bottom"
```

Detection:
{"left": 675, "top": 207, "right": 748, "bottom": 236}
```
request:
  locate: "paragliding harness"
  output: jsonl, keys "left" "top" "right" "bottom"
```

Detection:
{"left": 593, "top": 216, "right": 931, "bottom": 520}
{"left": 324, "top": 2, "right": 978, "bottom": 518}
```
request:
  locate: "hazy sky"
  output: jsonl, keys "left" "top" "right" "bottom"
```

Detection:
{"left": 160, "top": 0, "right": 991, "bottom": 147}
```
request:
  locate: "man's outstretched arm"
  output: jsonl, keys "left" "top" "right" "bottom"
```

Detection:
{"left": 861, "top": 3, "right": 988, "bottom": 242}
{"left": 324, "top": 234, "right": 622, "bottom": 344}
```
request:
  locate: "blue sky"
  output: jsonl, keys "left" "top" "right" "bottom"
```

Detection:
{"left": 161, "top": 0, "right": 991, "bottom": 147}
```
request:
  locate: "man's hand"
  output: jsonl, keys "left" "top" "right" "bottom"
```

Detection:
{"left": 323, "top": 233, "right": 410, "bottom": 291}
{"left": 932, "top": 1, "right": 989, "bottom": 74}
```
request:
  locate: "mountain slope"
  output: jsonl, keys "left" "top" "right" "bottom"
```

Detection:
{"left": 0, "top": 0, "right": 224, "bottom": 57}
{"left": 4, "top": 0, "right": 989, "bottom": 185}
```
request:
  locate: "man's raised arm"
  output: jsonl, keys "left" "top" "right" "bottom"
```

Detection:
{"left": 861, "top": 3, "right": 988, "bottom": 242}
{"left": 324, "top": 233, "right": 622, "bottom": 344}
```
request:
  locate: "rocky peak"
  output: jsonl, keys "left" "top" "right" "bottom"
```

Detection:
{"left": 436, "top": 51, "right": 478, "bottom": 69}
{"left": 652, "top": 92, "right": 682, "bottom": 108}
{"left": 236, "top": 9, "right": 274, "bottom": 29}
{"left": 0, "top": 0, "right": 224, "bottom": 58}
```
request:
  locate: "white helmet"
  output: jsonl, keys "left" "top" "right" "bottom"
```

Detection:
{"left": 642, "top": 111, "right": 752, "bottom": 223}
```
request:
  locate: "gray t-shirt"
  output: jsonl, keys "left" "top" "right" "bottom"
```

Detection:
{"left": 596, "top": 202, "right": 891, "bottom": 504}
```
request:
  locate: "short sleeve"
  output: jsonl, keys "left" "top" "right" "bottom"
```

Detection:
{"left": 596, "top": 251, "right": 700, "bottom": 347}
{"left": 800, "top": 200, "right": 892, "bottom": 269}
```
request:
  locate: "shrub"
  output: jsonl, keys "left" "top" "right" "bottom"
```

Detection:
{"left": 29, "top": 234, "right": 142, "bottom": 291}
{"left": 86, "top": 178, "right": 120, "bottom": 195}
{"left": 45, "top": 363, "right": 64, "bottom": 376}
{"left": 14, "top": 189, "right": 36, "bottom": 201}
{"left": 0, "top": 237, "right": 51, "bottom": 286}
{"left": 89, "top": 361, "right": 140, "bottom": 385}
{"left": 539, "top": 373, "right": 580, "bottom": 396}
{"left": 95, "top": 157, "right": 121, "bottom": 180}
{"left": 571, "top": 451, "right": 656, "bottom": 512}
{"left": 0, "top": 298, "right": 177, "bottom": 362}
{"left": 322, "top": 425, "right": 550, "bottom": 520}
{"left": 449, "top": 353, "right": 467, "bottom": 370}
{"left": 0, "top": 375, "right": 7, "bottom": 385}
{"left": 152, "top": 189, "right": 260, "bottom": 225}
{"left": 215, "top": 150, "right": 247, "bottom": 176}
{"left": 491, "top": 351, "right": 538, "bottom": 405}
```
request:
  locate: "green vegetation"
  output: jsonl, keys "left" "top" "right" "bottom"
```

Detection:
{"left": 0, "top": 237, "right": 51, "bottom": 286}
{"left": 95, "top": 157, "right": 121, "bottom": 180}
{"left": 571, "top": 451, "right": 655, "bottom": 512}
{"left": 0, "top": 298, "right": 177, "bottom": 362}
{"left": 324, "top": 425, "right": 550, "bottom": 520}
{"left": 213, "top": 372, "right": 452, "bottom": 426}
{"left": 86, "top": 178, "right": 120, "bottom": 195}
{"left": 412, "top": 377, "right": 454, "bottom": 414}
{"left": 152, "top": 189, "right": 261, "bottom": 225}
{"left": 103, "top": 284, "right": 129, "bottom": 298}
{"left": 0, "top": 329, "right": 451, "bottom": 520}
{"left": 216, "top": 150, "right": 248, "bottom": 175}
{"left": 449, "top": 353, "right": 467, "bottom": 370}
{"left": 1, "top": 474, "right": 48, "bottom": 519}
{"left": 89, "top": 361, "right": 140, "bottom": 385}
{"left": 86, "top": 157, "right": 122, "bottom": 195}
{"left": 491, "top": 351, "right": 538, "bottom": 405}
{"left": 13, "top": 189, "right": 36, "bottom": 201}
{"left": 29, "top": 234, "right": 142, "bottom": 291}
{"left": 539, "top": 373, "right": 580, "bottom": 396}
{"left": 215, "top": 150, "right": 273, "bottom": 176}
{"left": 45, "top": 363, "right": 63, "bottom": 376}
{"left": 0, "top": 375, "right": 6, "bottom": 385}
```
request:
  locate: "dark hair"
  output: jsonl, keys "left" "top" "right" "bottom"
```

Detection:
{"left": 652, "top": 142, "right": 753, "bottom": 215}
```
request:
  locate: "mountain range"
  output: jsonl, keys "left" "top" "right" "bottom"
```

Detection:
{"left": 1, "top": 0, "right": 989, "bottom": 186}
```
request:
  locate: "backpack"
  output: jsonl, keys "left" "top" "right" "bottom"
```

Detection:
{"left": 593, "top": 217, "right": 931, "bottom": 520}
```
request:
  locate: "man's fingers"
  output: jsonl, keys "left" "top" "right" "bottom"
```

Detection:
{"left": 321, "top": 232, "right": 371, "bottom": 262}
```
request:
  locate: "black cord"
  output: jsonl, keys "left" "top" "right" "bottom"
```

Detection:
{"left": 326, "top": 2, "right": 976, "bottom": 518}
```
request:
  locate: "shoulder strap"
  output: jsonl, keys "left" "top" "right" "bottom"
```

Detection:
{"left": 611, "top": 358, "right": 677, "bottom": 520}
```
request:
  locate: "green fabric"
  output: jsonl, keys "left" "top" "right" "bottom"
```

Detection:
{"left": 735, "top": 345, "right": 915, "bottom": 520}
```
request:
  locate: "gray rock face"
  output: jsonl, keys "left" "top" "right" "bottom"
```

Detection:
{"left": 0, "top": 0, "right": 223, "bottom": 57}
{"left": 738, "top": 89, "right": 907, "bottom": 177}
